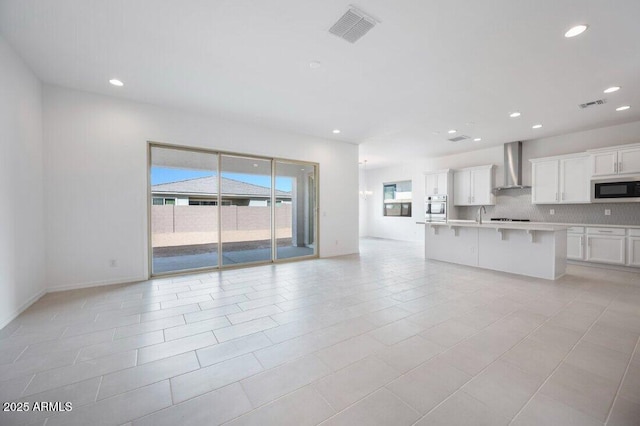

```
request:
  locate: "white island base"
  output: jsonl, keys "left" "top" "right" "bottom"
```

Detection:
{"left": 424, "top": 222, "right": 568, "bottom": 280}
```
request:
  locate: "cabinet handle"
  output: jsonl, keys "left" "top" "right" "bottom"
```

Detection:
{"left": 614, "top": 162, "right": 618, "bottom": 173}
{"left": 619, "top": 162, "right": 622, "bottom": 172}
{"left": 597, "top": 230, "right": 614, "bottom": 233}
{"left": 555, "top": 192, "right": 558, "bottom": 201}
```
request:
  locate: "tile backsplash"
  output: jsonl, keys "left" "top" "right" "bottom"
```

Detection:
{"left": 456, "top": 188, "right": 640, "bottom": 226}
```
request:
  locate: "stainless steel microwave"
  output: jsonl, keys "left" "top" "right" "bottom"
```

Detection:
{"left": 592, "top": 176, "right": 640, "bottom": 202}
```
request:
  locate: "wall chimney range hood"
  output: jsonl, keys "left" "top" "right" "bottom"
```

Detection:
{"left": 494, "top": 141, "right": 531, "bottom": 191}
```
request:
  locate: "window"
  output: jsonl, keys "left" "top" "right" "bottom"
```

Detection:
{"left": 153, "top": 197, "right": 176, "bottom": 205}
{"left": 382, "top": 180, "right": 412, "bottom": 217}
{"left": 383, "top": 184, "right": 396, "bottom": 201}
{"left": 189, "top": 199, "right": 217, "bottom": 206}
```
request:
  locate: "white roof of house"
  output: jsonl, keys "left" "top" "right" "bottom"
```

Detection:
{"left": 152, "top": 176, "right": 291, "bottom": 198}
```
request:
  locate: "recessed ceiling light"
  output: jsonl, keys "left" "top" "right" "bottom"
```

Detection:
{"left": 564, "top": 24, "right": 588, "bottom": 38}
{"left": 109, "top": 79, "right": 124, "bottom": 87}
{"left": 253, "top": 163, "right": 259, "bottom": 168}
{"left": 332, "top": 129, "right": 341, "bottom": 134}
{"left": 309, "top": 61, "right": 322, "bottom": 69}
{"left": 509, "top": 112, "right": 521, "bottom": 118}
{"left": 473, "top": 138, "right": 482, "bottom": 142}
{"left": 448, "top": 129, "right": 457, "bottom": 134}
{"left": 604, "top": 86, "right": 621, "bottom": 94}
{"left": 616, "top": 105, "right": 631, "bottom": 111}
{"left": 532, "top": 124, "right": 543, "bottom": 129}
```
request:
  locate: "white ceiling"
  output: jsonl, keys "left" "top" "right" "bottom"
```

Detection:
{"left": 1, "top": 0, "right": 639, "bottom": 168}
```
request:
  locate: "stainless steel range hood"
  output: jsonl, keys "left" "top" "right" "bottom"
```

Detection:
{"left": 494, "top": 141, "right": 531, "bottom": 191}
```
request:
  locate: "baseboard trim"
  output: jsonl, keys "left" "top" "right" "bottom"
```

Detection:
{"left": 0, "top": 288, "right": 47, "bottom": 330}
{"left": 47, "top": 276, "right": 148, "bottom": 293}
{"left": 567, "top": 260, "right": 640, "bottom": 274}
{"left": 1, "top": 276, "right": 150, "bottom": 331}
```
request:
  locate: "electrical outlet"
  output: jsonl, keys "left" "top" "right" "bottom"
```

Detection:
{"left": 110, "top": 259, "right": 117, "bottom": 267}
{"left": 605, "top": 209, "right": 611, "bottom": 216}
{"left": 549, "top": 209, "right": 555, "bottom": 215}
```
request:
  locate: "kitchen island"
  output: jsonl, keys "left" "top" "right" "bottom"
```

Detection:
{"left": 421, "top": 220, "right": 569, "bottom": 280}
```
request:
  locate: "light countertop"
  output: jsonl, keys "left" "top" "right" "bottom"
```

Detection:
{"left": 418, "top": 220, "right": 569, "bottom": 232}
{"left": 416, "top": 220, "right": 640, "bottom": 230}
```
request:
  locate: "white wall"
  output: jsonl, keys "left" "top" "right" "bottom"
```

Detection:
{"left": 0, "top": 37, "right": 45, "bottom": 328}
{"left": 361, "top": 165, "right": 425, "bottom": 242}
{"left": 43, "top": 86, "right": 359, "bottom": 291}
{"left": 362, "top": 121, "right": 640, "bottom": 241}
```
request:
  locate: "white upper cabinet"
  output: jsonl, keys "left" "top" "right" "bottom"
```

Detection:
{"left": 453, "top": 170, "right": 470, "bottom": 206}
{"left": 531, "top": 159, "right": 559, "bottom": 204}
{"left": 619, "top": 146, "right": 640, "bottom": 174}
{"left": 453, "top": 165, "right": 495, "bottom": 206}
{"left": 560, "top": 155, "right": 590, "bottom": 203}
{"left": 424, "top": 170, "right": 450, "bottom": 195}
{"left": 470, "top": 168, "right": 493, "bottom": 205}
{"left": 590, "top": 143, "right": 640, "bottom": 176}
{"left": 531, "top": 153, "right": 590, "bottom": 204}
{"left": 425, "top": 173, "right": 438, "bottom": 195}
{"left": 592, "top": 151, "right": 617, "bottom": 176}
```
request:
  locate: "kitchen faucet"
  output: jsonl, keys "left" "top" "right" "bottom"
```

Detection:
{"left": 476, "top": 205, "right": 486, "bottom": 224}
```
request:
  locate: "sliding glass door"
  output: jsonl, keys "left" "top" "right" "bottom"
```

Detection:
{"left": 149, "top": 144, "right": 318, "bottom": 275}
{"left": 275, "top": 161, "right": 317, "bottom": 260}
{"left": 220, "top": 155, "right": 272, "bottom": 265}
{"left": 150, "top": 146, "right": 219, "bottom": 274}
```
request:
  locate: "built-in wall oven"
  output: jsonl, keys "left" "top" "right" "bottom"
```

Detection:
{"left": 592, "top": 176, "right": 640, "bottom": 202}
{"left": 425, "top": 195, "right": 447, "bottom": 222}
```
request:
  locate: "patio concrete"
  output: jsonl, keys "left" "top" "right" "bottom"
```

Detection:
{"left": 152, "top": 245, "right": 314, "bottom": 273}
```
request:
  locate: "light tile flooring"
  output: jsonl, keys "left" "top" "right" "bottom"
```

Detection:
{"left": 1, "top": 238, "right": 640, "bottom": 426}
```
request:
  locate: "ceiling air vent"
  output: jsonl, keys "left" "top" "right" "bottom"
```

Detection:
{"left": 329, "top": 8, "right": 377, "bottom": 43}
{"left": 579, "top": 99, "right": 607, "bottom": 109}
{"left": 448, "top": 135, "right": 471, "bottom": 142}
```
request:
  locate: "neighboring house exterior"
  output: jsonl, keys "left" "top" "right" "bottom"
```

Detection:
{"left": 151, "top": 175, "right": 292, "bottom": 207}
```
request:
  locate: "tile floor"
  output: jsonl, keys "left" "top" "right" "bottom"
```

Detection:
{"left": 1, "top": 238, "right": 640, "bottom": 426}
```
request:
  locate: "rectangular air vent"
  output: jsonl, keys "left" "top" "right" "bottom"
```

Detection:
{"left": 329, "top": 8, "right": 376, "bottom": 43}
{"left": 579, "top": 99, "right": 607, "bottom": 109}
{"left": 448, "top": 135, "right": 471, "bottom": 142}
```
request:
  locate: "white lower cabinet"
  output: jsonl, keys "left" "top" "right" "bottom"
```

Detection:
{"left": 628, "top": 230, "right": 640, "bottom": 267}
{"left": 567, "top": 226, "right": 640, "bottom": 267}
{"left": 567, "top": 228, "right": 585, "bottom": 260}
{"left": 586, "top": 227, "right": 626, "bottom": 265}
